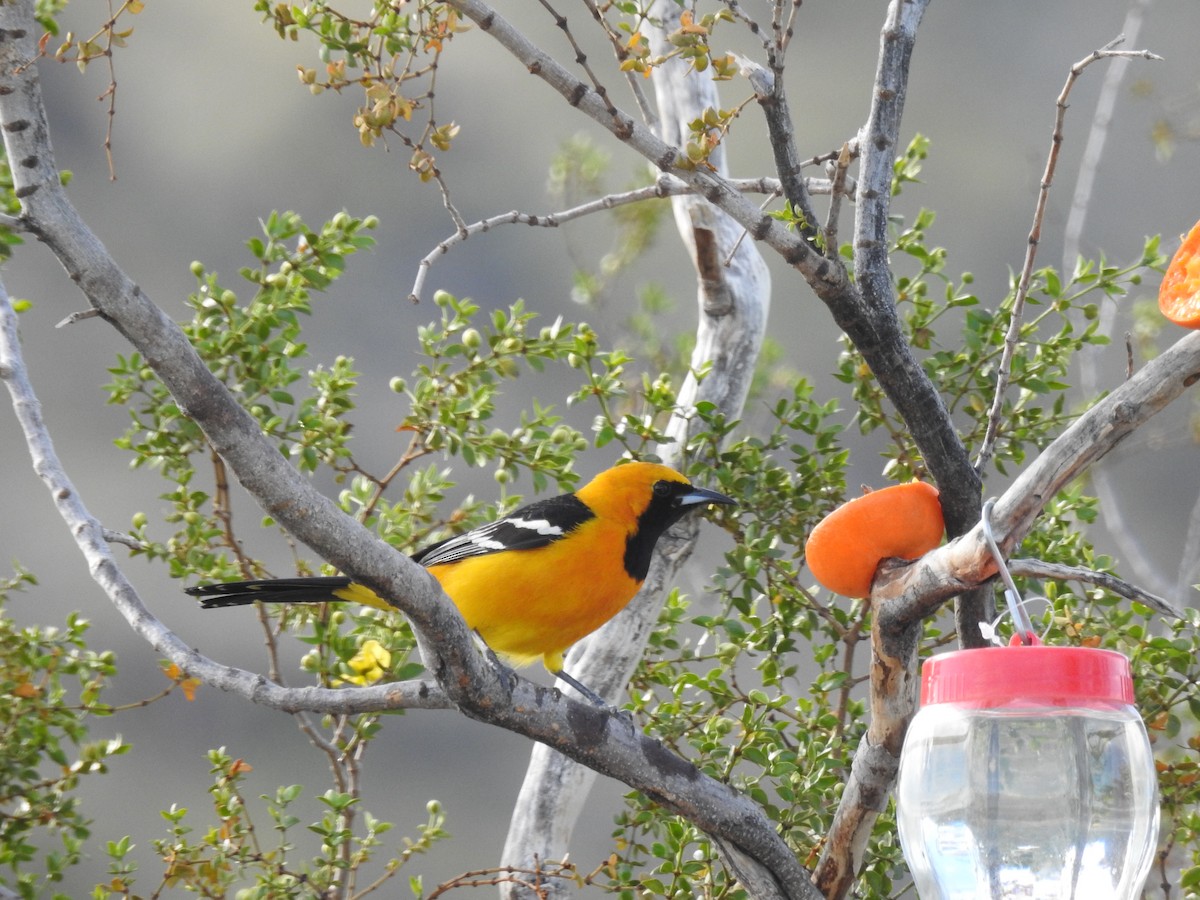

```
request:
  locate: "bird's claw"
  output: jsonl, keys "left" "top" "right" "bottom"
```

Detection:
{"left": 483, "top": 644, "right": 518, "bottom": 697}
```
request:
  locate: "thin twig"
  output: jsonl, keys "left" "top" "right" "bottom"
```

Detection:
{"left": 769, "top": 0, "right": 786, "bottom": 68}
{"left": 407, "top": 174, "right": 840, "bottom": 302}
{"left": 723, "top": 186, "right": 782, "bottom": 268}
{"left": 1063, "top": 13, "right": 1152, "bottom": 268}
{"left": 359, "top": 433, "right": 433, "bottom": 523}
{"left": 539, "top": 0, "right": 625, "bottom": 130}
{"left": 578, "top": 0, "right": 657, "bottom": 128}
{"left": 1007, "top": 557, "right": 1183, "bottom": 619}
{"left": 822, "top": 140, "right": 856, "bottom": 257}
{"left": 102, "top": 528, "right": 147, "bottom": 551}
{"left": 211, "top": 448, "right": 257, "bottom": 576}
{"left": 56, "top": 308, "right": 101, "bottom": 327}
{"left": 1067, "top": 2, "right": 1182, "bottom": 605}
{"left": 721, "top": 1, "right": 771, "bottom": 56}
{"left": 974, "top": 37, "right": 1162, "bottom": 474}
{"left": 420, "top": 42, "right": 469, "bottom": 233}
{"left": 779, "top": 0, "right": 802, "bottom": 55}
{"left": 741, "top": 47, "right": 822, "bottom": 248}
{"left": 100, "top": 0, "right": 120, "bottom": 179}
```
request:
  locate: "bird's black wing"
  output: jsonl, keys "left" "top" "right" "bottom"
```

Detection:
{"left": 412, "top": 493, "right": 593, "bottom": 568}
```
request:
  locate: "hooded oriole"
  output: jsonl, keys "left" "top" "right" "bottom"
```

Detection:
{"left": 187, "top": 461, "right": 735, "bottom": 703}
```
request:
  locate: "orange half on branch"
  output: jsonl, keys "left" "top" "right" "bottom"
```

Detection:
{"left": 1159, "top": 218, "right": 1200, "bottom": 329}
{"left": 804, "top": 481, "right": 945, "bottom": 598}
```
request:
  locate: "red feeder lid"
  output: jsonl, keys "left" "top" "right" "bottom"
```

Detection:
{"left": 920, "top": 645, "right": 1135, "bottom": 707}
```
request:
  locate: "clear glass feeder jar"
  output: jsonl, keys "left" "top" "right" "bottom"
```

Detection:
{"left": 896, "top": 645, "right": 1159, "bottom": 899}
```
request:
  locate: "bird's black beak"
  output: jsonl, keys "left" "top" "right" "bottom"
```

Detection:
{"left": 675, "top": 484, "right": 736, "bottom": 510}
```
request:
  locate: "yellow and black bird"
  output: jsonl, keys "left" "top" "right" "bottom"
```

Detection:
{"left": 187, "top": 461, "right": 734, "bottom": 703}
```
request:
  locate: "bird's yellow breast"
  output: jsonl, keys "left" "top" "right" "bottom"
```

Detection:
{"left": 427, "top": 515, "right": 639, "bottom": 672}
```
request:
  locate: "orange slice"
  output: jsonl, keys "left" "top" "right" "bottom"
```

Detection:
{"left": 804, "top": 481, "right": 945, "bottom": 598}
{"left": 1159, "top": 218, "right": 1200, "bottom": 329}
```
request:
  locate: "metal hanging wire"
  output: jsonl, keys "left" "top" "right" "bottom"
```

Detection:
{"left": 981, "top": 498, "right": 1038, "bottom": 644}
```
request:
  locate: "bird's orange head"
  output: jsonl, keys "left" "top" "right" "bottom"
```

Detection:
{"left": 576, "top": 461, "right": 735, "bottom": 581}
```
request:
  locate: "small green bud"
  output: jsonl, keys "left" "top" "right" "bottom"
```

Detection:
{"left": 389, "top": 376, "right": 407, "bottom": 393}
{"left": 131, "top": 511, "right": 148, "bottom": 529}
{"left": 189, "top": 260, "right": 204, "bottom": 277}
{"left": 461, "top": 327, "right": 482, "bottom": 350}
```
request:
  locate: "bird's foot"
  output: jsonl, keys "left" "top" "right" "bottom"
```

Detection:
{"left": 483, "top": 644, "right": 518, "bottom": 697}
{"left": 554, "top": 669, "right": 632, "bottom": 722}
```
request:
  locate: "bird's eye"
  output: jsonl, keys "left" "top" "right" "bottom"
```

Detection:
{"left": 653, "top": 481, "right": 674, "bottom": 498}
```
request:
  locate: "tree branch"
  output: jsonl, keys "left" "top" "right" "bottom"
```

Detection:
{"left": 814, "top": 7, "right": 986, "bottom": 887}
{"left": 740, "top": 52, "right": 823, "bottom": 250}
{"left": 0, "top": 278, "right": 454, "bottom": 716}
{"left": 847, "top": 0, "right": 987, "bottom": 583}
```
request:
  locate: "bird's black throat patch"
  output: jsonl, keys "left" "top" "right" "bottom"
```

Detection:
{"left": 622, "top": 481, "right": 701, "bottom": 582}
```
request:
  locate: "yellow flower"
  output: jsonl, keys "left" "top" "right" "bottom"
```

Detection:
{"left": 342, "top": 639, "right": 391, "bottom": 686}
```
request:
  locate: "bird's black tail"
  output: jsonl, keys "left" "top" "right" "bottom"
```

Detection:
{"left": 186, "top": 576, "right": 355, "bottom": 609}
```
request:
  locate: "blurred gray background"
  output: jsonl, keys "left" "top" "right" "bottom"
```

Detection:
{"left": 3, "top": 1, "right": 1199, "bottom": 894}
